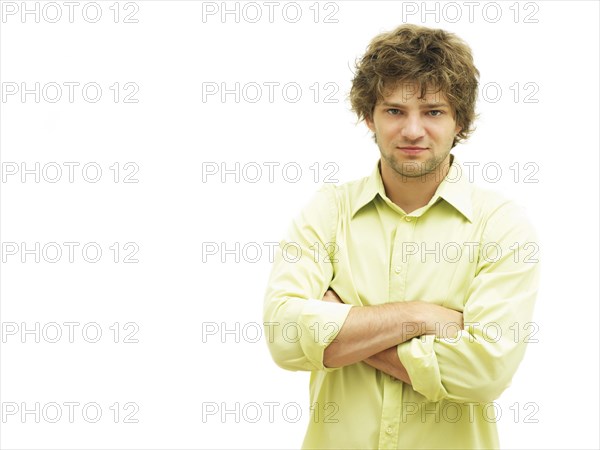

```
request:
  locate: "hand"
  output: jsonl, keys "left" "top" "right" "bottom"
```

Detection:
{"left": 418, "top": 302, "right": 463, "bottom": 339}
{"left": 322, "top": 288, "right": 344, "bottom": 304}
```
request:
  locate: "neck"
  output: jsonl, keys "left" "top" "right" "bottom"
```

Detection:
{"left": 380, "top": 154, "right": 451, "bottom": 214}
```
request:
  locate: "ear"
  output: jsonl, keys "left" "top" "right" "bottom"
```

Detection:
{"left": 455, "top": 124, "right": 462, "bottom": 135}
{"left": 365, "top": 115, "right": 375, "bottom": 133}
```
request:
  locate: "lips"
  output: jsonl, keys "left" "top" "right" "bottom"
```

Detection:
{"left": 398, "top": 146, "right": 427, "bottom": 155}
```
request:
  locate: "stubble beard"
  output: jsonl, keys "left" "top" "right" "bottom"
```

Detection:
{"left": 381, "top": 145, "right": 449, "bottom": 180}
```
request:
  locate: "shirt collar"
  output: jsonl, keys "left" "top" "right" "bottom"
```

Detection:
{"left": 351, "top": 153, "right": 473, "bottom": 222}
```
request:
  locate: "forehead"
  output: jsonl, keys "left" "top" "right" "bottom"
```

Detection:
{"left": 379, "top": 81, "right": 449, "bottom": 105}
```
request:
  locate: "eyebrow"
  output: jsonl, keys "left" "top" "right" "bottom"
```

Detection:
{"left": 380, "top": 102, "right": 451, "bottom": 109}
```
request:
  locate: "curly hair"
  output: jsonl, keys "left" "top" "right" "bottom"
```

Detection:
{"left": 349, "top": 24, "right": 480, "bottom": 147}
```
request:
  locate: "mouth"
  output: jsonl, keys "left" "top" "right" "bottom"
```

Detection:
{"left": 397, "top": 146, "right": 428, "bottom": 155}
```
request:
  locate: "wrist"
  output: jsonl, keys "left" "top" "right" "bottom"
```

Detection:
{"left": 396, "top": 301, "right": 429, "bottom": 338}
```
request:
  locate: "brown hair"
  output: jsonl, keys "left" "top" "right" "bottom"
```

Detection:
{"left": 349, "top": 24, "right": 480, "bottom": 147}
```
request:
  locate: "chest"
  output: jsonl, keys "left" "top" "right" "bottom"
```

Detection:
{"left": 329, "top": 200, "right": 483, "bottom": 311}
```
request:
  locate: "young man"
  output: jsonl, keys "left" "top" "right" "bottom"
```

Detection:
{"left": 263, "top": 24, "right": 540, "bottom": 449}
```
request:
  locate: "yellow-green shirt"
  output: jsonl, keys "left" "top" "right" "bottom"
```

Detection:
{"left": 263, "top": 154, "right": 541, "bottom": 449}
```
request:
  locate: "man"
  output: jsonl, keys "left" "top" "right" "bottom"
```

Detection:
{"left": 263, "top": 24, "right": 540, "bottom": 449}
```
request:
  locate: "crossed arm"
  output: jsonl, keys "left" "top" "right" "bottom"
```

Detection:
{"left": 265, "top": 188, "right": 539, "bottom": 403}
{"left": 321, "top": 289, "right": 463, "bottom": 385}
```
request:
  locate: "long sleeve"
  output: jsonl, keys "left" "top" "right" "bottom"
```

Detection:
{"left": 397, "top": 199, "right": 542, "bottom": 403}
{"left": 263, "top": 184, "right": 353, "bottom": 372}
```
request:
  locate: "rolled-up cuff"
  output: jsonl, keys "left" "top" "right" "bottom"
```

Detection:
{"left": 299, "top": 299, "right": 353, "bottom": 372}
{"left": 397, "top": 334, "right": 448, "bottom": 402}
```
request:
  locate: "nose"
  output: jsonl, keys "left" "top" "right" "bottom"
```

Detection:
{"left": 400, "top": 114, "right": 425, "bottom": 141}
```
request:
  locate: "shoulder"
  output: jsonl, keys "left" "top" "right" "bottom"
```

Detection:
{"left": 294, "top": 173, "right": 372, "bottom": 234}
{"left": 471, "top": 184, "right": 538, "bottom": 243}
{"left": 329, "top": 172, "right": 374, "bottom": 215}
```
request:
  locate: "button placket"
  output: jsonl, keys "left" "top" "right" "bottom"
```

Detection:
{"left": 378, "top": 377, "right": 403, "bottom": 448}
{"left": 390, "top": 224, "right": 406, "bottom": 301}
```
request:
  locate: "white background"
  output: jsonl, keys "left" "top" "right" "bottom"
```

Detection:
{"left": 0, "top": 1, "right": 598, "bottom": 449}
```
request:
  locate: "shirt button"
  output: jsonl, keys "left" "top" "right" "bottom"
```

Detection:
{"left": 386, "top": 426, "right": 393, "bottom": 434}
{"left": 394, "top": 266, "right": 402, "bottom": 274}
{"left": 404, "top": 216, "right": 412, "bottom": 222}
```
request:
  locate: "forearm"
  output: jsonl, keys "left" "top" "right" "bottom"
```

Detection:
{"left": 323, "top": 301, "right": 425, "bottom": 368}
{"left": 364, "top": 346, "right": 412, "bottom": 384}
{"left": 321, "top": 289, "right": 462, "bottom": 369}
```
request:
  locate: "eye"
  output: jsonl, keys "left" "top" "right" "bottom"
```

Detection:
{"left": 386, "top": 108, "right": 403, "bottom": 116}
{"left": 428, "top": 110, "right": 444, "bottom": 117}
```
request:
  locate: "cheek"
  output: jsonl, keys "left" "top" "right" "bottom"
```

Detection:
{"left": 380, "top": 121, "right": 402, "bottom": 138}
{"left": 429, "top": 124, "right": 457, "bottom": 141}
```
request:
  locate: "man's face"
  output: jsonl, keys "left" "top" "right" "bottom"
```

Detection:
{"left": 366, "top": 81, "right": 462, "bottom": 179}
